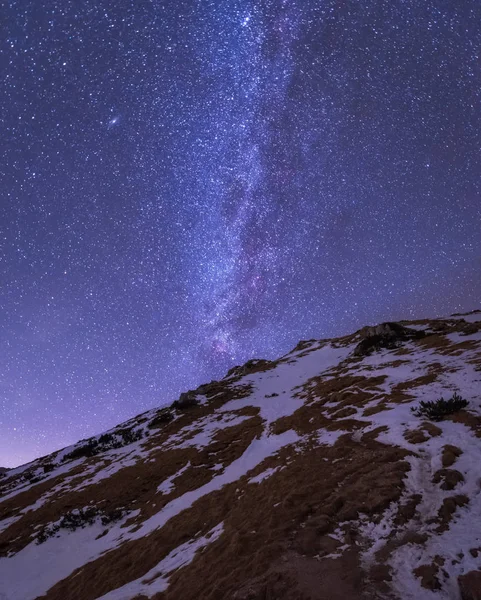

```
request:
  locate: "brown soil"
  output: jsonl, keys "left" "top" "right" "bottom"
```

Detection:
{"left": 458, "top": 569, "right": 481, "bottom": 600}
{"left": 332, "top": 406, "right": 358, "bottom": 419}
{"left": 439, "top": 340, "right": 480, "bottom": 356}
{"left": 304, "top": 375, "right": 387, "bottom": 407}
{"left": 416, "top": 334, "right": 452, "bottom": 351}
{"left": 423, "top": 422, "right": 442, "bottom": 437}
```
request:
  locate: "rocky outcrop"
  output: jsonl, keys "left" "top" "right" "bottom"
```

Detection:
{"left": 148, "top": 407, "right": 174, "bottom": 428}
{"left": 171, "top": 391, "right": 200, "bottom": 410}
{"left": 353, "top": 322, "right": 425, "bottom": 357}
{"left": 195, "top": 381, "right": 219, "bottom": 395}
{"left": 226, "top": 358, "right": 276, "bottom": 379}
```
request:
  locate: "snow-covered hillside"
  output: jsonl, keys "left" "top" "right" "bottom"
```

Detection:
{"left": 1, "top": 311, "right": 481, "bottom": 600}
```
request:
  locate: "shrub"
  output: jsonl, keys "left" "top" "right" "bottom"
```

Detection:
{"left": 62, "top": 428, "right": 143, "bottom": 462}
{"left": 117, "top": 428, "right": 142, "bottom": 445}
{"left": 36, "top": 507, "right": 125, "bottom": 544}
{"left": 100, "top": 508, "right": 125, "bottom": 526}
{"left": 98, "top": 433, "right": 115, "bottom": 446}
{"left": 411, "top": 392, "right": 468, "bottom": 422}
{"left": 148, "top": 409, "right": 174, "bottom": 429}
{"left": 60, "top": 507, "right": 98, "bottom": 531}
{"left": 63, "top": 439, "right": 99, "bottom": 461}
{"left": 26, "top": 473, "right": 42, "bottom": 484}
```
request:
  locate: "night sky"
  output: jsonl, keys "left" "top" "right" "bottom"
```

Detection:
{"left": 1, "top": 1, "right": 480, "bottom": 467}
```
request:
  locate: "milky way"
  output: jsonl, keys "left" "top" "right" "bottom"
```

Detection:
{"left": 1, "top": 1, "right": 481, "bottom": 466}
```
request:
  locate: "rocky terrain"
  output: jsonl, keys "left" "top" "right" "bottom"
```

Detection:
{"left": 2, "top": 311, "right": 481, "bottom": 600}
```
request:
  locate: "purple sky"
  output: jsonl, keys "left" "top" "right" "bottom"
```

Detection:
{"left": 1, "top": 0, "right": 480, "bottom": 467}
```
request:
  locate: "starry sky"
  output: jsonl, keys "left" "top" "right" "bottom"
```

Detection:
{"left": 1, "top": 0, "right": 481, "bottom": 467}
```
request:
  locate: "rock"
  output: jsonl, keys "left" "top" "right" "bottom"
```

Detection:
{"left": 226, "top": 359, "right": 275, "bottom": 379}
{"left": 195, "top": 382, "right": 217, "bottom": 395}
{"left": 171, "top": 391, "right": 199, "bottom": 410}
{"left": 459, "top": 570, "right": 481, "bottom": 600}
{"left": 353, "top": 322, "right": 425, "bottom": 357}
{"left": 148, "top": 408, "right": 174, "bottom": 428}
{"left": 290, "top": 339, "right": 316, "bottom": 353}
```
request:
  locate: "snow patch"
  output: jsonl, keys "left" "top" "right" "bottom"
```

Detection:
{"left": 95, "top": 523, "right": 224, "bottom": 600}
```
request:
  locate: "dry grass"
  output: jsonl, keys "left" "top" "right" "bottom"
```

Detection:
{"left": 38, "top": 436, "right": 409, "bottom": 600}
{"left": 442, "top": 444, "right": 463, "bottom": 468}
{"left": 432, "top": 469, "right": 464, "bottom": 491}
{"left": 391, "top": 364, "right": 444, "bottom": 396}
{"left": 413, "top": 562, "right": 442, "bottom": 590}
{"left": 435, "top": 495, "right": 469, "bottom": 533}
{"left": 0, "top": 387, "right": 258, "bottom": 556}
{"left": 403, "top": 422, "right": 441, "bottom": 445}
{"left": 5, "top": 314, "right": 481, "bottom": 599}
{"left": 445, "top": 410, "right": 481, "bottom": 438}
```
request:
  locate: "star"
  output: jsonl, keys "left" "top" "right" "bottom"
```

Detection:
{"left": 1, "top": 0, "right": 480, "bottom": 467}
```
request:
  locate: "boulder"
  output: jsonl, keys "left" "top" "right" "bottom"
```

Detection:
{"left": 353, "top": 322, "right": 425, "bottom": 357}
{"left": 194, "top": 380, "right": 224, "bottom": 397}
{"left": 171, "top": 391, "right": 199, "bottom": 410}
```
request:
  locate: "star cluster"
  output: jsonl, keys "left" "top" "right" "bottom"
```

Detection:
{"left": 1, "top": 0, "right": 480, "bottom": 467}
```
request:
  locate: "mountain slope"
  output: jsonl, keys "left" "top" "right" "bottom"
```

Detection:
{"left": 1, "top": 311, "right": 481, "bottom": 600}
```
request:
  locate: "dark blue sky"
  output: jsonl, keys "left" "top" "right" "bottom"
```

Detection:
{"left": 1, "top": 0, "right": 480, "bottom": 467}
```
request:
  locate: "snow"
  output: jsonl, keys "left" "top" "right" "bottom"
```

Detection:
{"left": 0, "top": 515, "right": 22, "bottom": 535}
{"left": 164, "top": 412, "right": 251, "bottom": 451}
{"left": 127, "top": 429, "right": 299, "bottom": 542}
{"left": 95, "top": 523, "right": 224, "bottom": 600}
{"left": 383, "top": 418, "right": 481, "bottom": 600}
{"left": 0, "top": 429, "right": 298, "bottom": 599}
{"left": 0, "top": 512, "right": 136, "bottom": 600}
{"left": 2, "top": 316, "right": 481, "bottom": 600}
{"left": 338, "top": 333, "right": 481, "bottom": 598}
{"left": 220, "top": 342, "right": 354, "bottom": 426}
{"left": 157, "top": 462, "right": 190, "bottom": 495}
{"left": 249, "top": 467, "right": 280, "bottom": 484}
{"left": 316, "top": 428, "right": 346, "bottom": 446}
{"left": 449, "top": 312, "right": 481, "bottom": 324}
